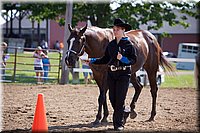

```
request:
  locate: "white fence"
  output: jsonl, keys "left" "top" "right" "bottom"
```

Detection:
{"left": 166, "top": 58, "right": 195, "bottom": 63}
{"left": 73, "top": 57, "right": 196, "bottom": 75}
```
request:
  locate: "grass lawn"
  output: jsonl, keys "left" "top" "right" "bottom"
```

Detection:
{"left": 3, "top": 52, "right": 196, "bottom": 88}
{"left": 160, "top": 62, "right": 196, "bottom": 88}
{"left": 160, "top": 73, "right": 195, "bottom": 88}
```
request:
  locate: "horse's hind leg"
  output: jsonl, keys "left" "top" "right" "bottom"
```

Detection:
{"left": 129, "top": 73, "right": 143, "bottom": 119}
{"left": 146, "top": 70, "right": 158, "bottom": 121}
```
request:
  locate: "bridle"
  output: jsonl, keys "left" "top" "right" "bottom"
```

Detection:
{"left": 66, "top": 35, "right": 86, "bottom": 57}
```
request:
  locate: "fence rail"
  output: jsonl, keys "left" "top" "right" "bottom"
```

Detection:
{"left": 72, "top": 57, "right": 196, "bottom": 76}
{"left": 1, "top": 46, "right": 196, "bottom": 84}
{"left": 1, "top": 46, "right": 62, "bottom": 83}
{"left": 166, "top": 58, "right": 195, "bottom": 63}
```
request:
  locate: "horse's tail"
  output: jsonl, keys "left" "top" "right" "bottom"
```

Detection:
{"left": 142, "top": 30, "right": 174, "bottom": 72}
{"left": 159, "top": 51, "right": 175, "bottom": 72}
{"left": 155, "top": 40, "right": 175, "bottom": 72}
{"left": 149, "top": 31, "right": 174, "bottom": 72}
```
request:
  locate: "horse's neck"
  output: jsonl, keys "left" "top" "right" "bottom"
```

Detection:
{"left": 84, "top": 35, "right": 103, "bottom": 58}
{"left": 84, "top": 28, "right": 113, "bottom": 58}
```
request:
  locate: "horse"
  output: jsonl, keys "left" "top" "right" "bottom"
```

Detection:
{"left": 65, "top": 24, "right": 174, "bottom": 124}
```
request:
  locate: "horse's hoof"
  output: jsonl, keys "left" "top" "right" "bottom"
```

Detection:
{"left": 146, "top": 117, "right": 154, "bottom": 122}
{"left": 92, "top": 119, "right": 100, "bottom": 125}
{"left": 130, "top": 110, "right": 137, "bottom": 119}
{"left": 123, "top": 111, "right": 130, "bottom": 125}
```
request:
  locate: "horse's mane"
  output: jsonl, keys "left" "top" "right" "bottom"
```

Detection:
{"left": 84, "top": 26, "right": 114, "bottom": 42}
{"left": 87, "top": 26, "right": 112, "bottom": 32}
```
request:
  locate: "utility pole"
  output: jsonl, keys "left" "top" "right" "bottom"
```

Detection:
{"left": 60, "top": 1, "right": 73, "bottom": 84}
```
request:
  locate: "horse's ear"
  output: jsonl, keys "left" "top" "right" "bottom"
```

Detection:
{"left": 68, "top": 24, "right": 73, "bottom": 32}
{"left": 80, "top": 24, "right": 87, "bottom": 35}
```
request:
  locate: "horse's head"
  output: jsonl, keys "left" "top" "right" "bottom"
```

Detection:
{"left": 65, "top": 24, "right": 87, "bottom": 67}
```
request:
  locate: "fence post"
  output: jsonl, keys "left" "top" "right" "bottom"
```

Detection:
{"left": 60, "top": 2, "right": 73, "bottom": 84}
{"left": 57, "top": 51, "right": 62, "bottom": 83}
{"left": 12, "top": 47, "right": 17, "bottom": 82}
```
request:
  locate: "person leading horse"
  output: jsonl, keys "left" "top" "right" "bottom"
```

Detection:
{"left": 91, "top": 18, "right": 136, "bottom": 131}
{"left": 65, "top": 18, "right": 174, "bottom": 127}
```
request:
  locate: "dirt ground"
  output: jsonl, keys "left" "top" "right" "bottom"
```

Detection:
{"left": 1, "top": 84, "right": 199, "bottom": 132}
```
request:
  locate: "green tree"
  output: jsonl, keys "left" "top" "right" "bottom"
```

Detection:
{"left": 65, "top": 0, "right": 199, "bottom": 35}
{"left": 72, "top": 2, "right": 112, "bottom": 27}
{"left": 3, "top": 1, "right": 198, "bottom": 31}
{"left": 112, "top": 0, "right": 199, "bottom": 30}
{"left": 24, "top": 3, "right": 66, "bottom": 22}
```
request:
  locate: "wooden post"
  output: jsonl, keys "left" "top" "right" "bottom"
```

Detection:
{"left": 46, "top": 19, "right": 49, "bottom": 44}
{"left": 31, "top": 20, "right": 35, "bottom": 48}
{"left": 37, "top": 21, "right": 41, "bottom": 45}
{"left": 12, "top": 47, "right": 17, "bottom": 82}
{"left": 60, "top": 2, "right": 73, "bottom": 84}
{"left": 58, "top": 51, "right": 62, "bottom": 83}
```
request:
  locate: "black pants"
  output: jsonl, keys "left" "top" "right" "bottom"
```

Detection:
{"left": 108, "top": 70, "right": 130, "bottom": 128}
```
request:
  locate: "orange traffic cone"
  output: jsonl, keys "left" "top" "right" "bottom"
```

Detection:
{"left": 32, "top": 93, "right": 48, "bottom": 132}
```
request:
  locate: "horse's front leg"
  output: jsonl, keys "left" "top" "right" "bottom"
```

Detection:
{"left": 91, "top": 73, "right": 107, "bottom": 125}
{"left": 94, "top": 77, "right": 109, "bottom": 124}
{"left": 129, "top": 73, "right": 143, "bottom": 119}
{"left": 93, "top": 88, "right": 107, "bottom": 125}
{"left": 101, "top": 87, "right": 109, "bottom": 123}
{"left": 90, "top": 64, "right": 109, "bottom": 125}
{"left": 93, "top": 89, "right": 103, "bottom": 125}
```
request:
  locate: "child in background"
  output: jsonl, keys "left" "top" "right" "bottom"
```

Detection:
{"left": 33, "top": 46, "right": 46, "bottom": 84}
{"left": 55, "top": 40, "right": 60, "bottom": 50}
{"left": 42, "top": 51, "right": 50, "bottom": 82}
{"left": 1, "top": 42, "right": 8, "bottom": 79}
{"left": 60, "top": 42, "right": 64, "bottom": 53}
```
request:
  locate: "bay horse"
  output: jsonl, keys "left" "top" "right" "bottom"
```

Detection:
{"left": 65, "top": 24, "right": 173, "bottom": 124}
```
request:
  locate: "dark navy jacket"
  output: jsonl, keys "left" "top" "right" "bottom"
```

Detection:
{"left": 93, "top": 37, "right": 137, "bottom": 66}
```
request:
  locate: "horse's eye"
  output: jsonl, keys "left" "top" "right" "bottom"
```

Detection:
{"left": 80, "top": 36, "right": 85, "bottom": 43}
{"left": 82, "top": 37, "right": 85, "bottom": 42}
